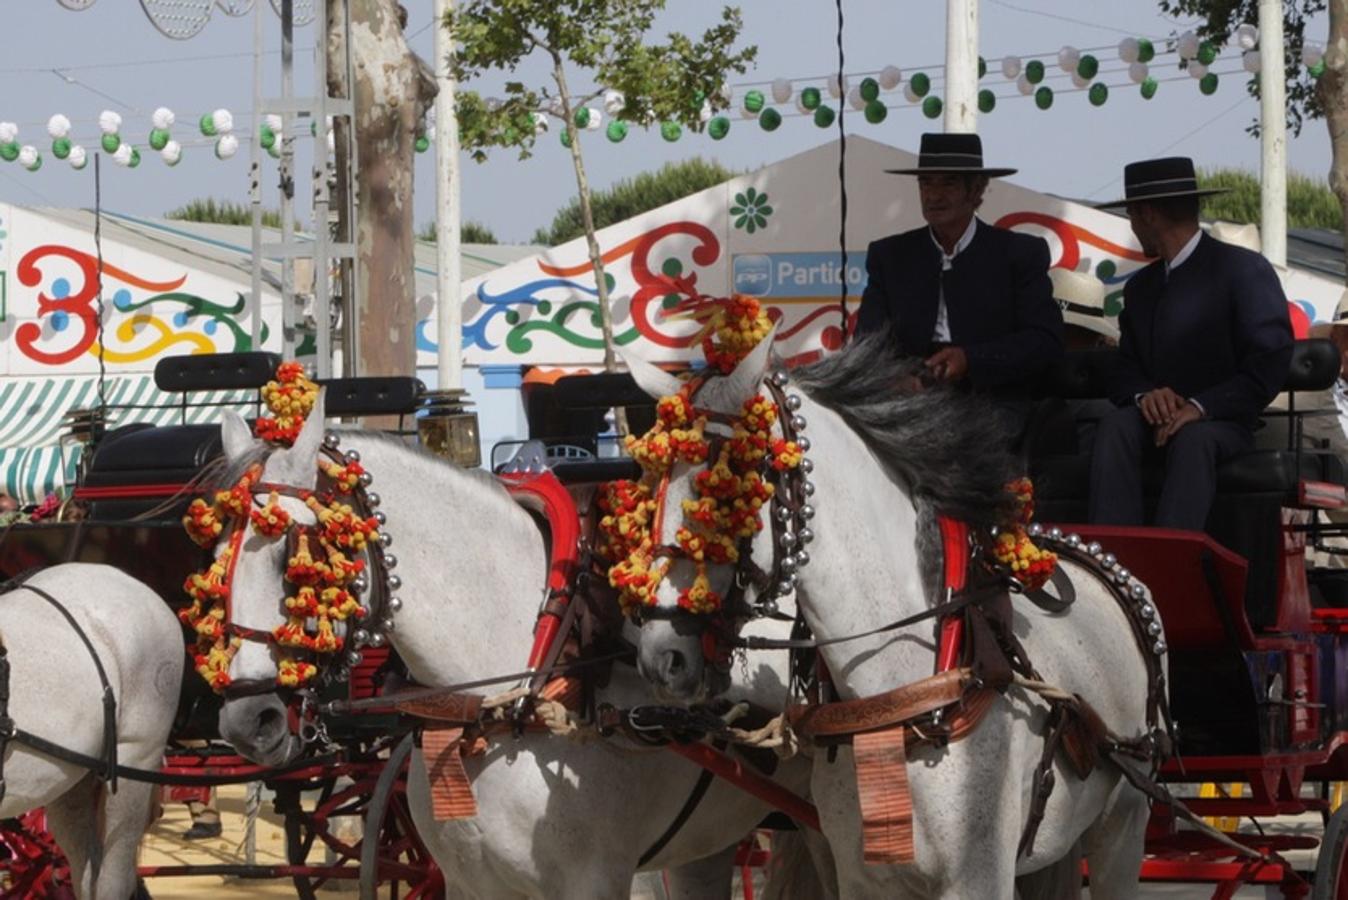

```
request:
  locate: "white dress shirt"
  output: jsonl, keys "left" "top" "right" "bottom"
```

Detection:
{"left": 928, "top": 216, "right": 980, "bottom": 342}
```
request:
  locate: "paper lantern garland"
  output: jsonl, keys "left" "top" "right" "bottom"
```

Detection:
{"left": 864, "top": 99, "right": 887, "bottom": 124}
{"left": 813, "top": 106, "right": 836, "bottom": 128}
{"left": 1035, "top": 86, "right": 1054, "bottom": 109}
{"left": 978, "top": 89, "right": 996, "bottom": 113}
{"left": 922, "top": 96, "right": 943, "bottom": 119}
{"left": 759, "top": 108, "right": 782, "bottom": 132}
{"left": 801, "top": 86, "right": 822, "bottom": 110}
{"left": 707, "top": 116, "right": 730, "bottom": 140}
{"left": 910, "top": 72, "right": 931, "bottom": 97}
{"left": 607, "top": 120, "right": 629, "bottom": 142}
{"left": 744, "top": 90, "right": 765, "bottom": 113}
{"left": 1025, "top": 60, "right": 1045, "bottom": 84}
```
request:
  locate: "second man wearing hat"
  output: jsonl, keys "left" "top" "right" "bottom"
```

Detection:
{"left": 856, "top": 132, "right": 1064, "bottom": 397}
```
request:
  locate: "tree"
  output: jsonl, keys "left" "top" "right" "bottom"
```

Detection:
{"left": 531, "top": 157, "right": 741, "bottom": 246}
{"left": 328, "top": 0, "right": 437, "bottom": 382}
{"left": 418, "top": 220, "right": 499, "bottom": 244}
{"left": 448, "top": 0, "right": 756, "bottom": 373}
{"left": 1199, "top": 167, "right": 1344, "bottom": 229}
{"left": 1159, "top": 1, "right": 1347, "bottom": 270}
{"left": 167, "top": 198, "right": 288, "bottom": 229}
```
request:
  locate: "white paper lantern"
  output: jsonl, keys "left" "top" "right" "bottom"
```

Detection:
{"left": 795, "top": 94, "right": 811, "bottom": 114}
{"left": 68, "top": 145, "right": 87, "bottom": 169}
{"left": 827, "top": 73, "right": 847, "bottom": 99}
{"left": 425, "top": 124, "right": 436, "bottom": 142}
{"left": 602, "top": 90, "right": 625, "bottom": 116}
{"left": 771, "top": 78, "right": 793, "bottom": 104}
{"left": 904, "top": 83, "right": 922, "bottom": 103}
{"left": 17, "top": 145, "right": 38, "bottom": 168}
{"left": 740, "top": 105, "right": 757, "bottom": 119}
{"left": 531, "top": 111, "right": 549, "bottom": 134}
{"left": 1177, "top": 31, "right": 1200, "bottom": 59}
{"left": 161, "top": 140, "right": 182, "bottom": 165}
{"left": 212, "top": 108, "right": 234, "bottom": 134}
{"left": 879, "top": 65, "right": 902, "bottom": 90}
{"left": 1129, "top": 62, "right": 1150, "bottom": 83}
{"left": 548, "top": 97, "right": 565, "bottom": 117}
{"left": 699, "top": 99, "right": 712, "bottom": 123}
{"left": 1058, "top": 45, "right": 1080, "bottom": 73}
{"left": 1016, "top": 74, "right": 1034, "bottom": 95}
{"left": 1118, "top": 37, "right": 1140, "bottom": 63}
{"left": 1303, "top": 44, "right": 1325, "bottom": 68}
{"left": 1001, "top": 56, "right": 1021, "bottom": 79}
{"left": 112, "top": 143, "right": 133, "bottom": 167}
{"left": 1188, "top": 62, "right": 1208, "bottom": 79}
{"left": 98, "top": 110, "right": 122, "bottom": 135}
{"left": 1071, "top": 72, "right": 1090, "bottom": 89}
{"left": 583, "top": 107, "right": 602, "bottom": 130}
{"left": 46, "top": 115, "right": 71, "bottom": 139}
{"left": 264, "top": 114, "right": 283, "bottom": 133}
{"left": 1242, "top": 49, "right": 1262, "bottom": 73}
{"left": 848, "top": 85, "right": 865, "bottom": 110}
{"left": 152, "top": 106, "right": 175, "bottom": 130}
{"left": 215, "top": 133, "right": 240, "bottom": 159}
{"left": 716, "top": 82, "right": 733, "bottom": 105}
{"left": 0, "top": 122, "right": 17, "bottom": 145}
{"left": 1236, "top": 23, "right": 1259, "bottom": 51}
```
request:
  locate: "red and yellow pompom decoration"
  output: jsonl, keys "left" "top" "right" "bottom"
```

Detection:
{"left": 989, "top": 477, "right": 1057, "bottom": 592}
{"left": 254, "top": 362, "right": 319, "bottom": 446}
{"left": 602, "top": 297, "right": 800, "bottom": 616}
{"left": 179, "top": 537, "right": 243, "bottom": 690}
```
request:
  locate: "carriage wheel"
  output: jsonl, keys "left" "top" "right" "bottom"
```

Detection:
{"left": 0, "top": 810, "right": 75, "bottom": 899}
{"left": 1314, "top": 803, "right": 1348, "bottom": 899}
{"left": 358, "top": 734, "right": 444, "bottom": 899}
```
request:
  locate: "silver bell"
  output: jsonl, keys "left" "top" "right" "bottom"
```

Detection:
{"left": 781, "top": 555, "right": 798, "bottom": 573}
{"left": 382, "top": 617, "right": 396, "bottom": 633}
{"left": 776, "top": 581, "right": 794, "bottom": 597}
{"left": 1152, "top": 640, "right": 1167, "bottom": 655}
{"left": 802, "top": 481, "right": 816, "bottom": 497}
{"left": 387, "top": 574, "right": 403, "bottom": 591}
{"left": 366, "top": 492, "right": 382, "bottom": 509}
{"left": 760, "top": 599, "right": 780, "bottom": 617}
{"left": 374, "top": 511, "right": 387, "bottom": 525}
{"left": 351, "top": 574, "right": 370, "bottom": 593}
{"left": 345, "top": 650, "right": 363, "bottom": 666}
{"left": 786, "top": 395, "right": 803, "bottom": 411}
{"left": 1130, "top": 583, "right": 1147, "bottom": 599}
{"left": 383, "top": 553, "right": 398, "bottom": 570}
{"left": 797, "top": 437, "right": 811, "bottom": 452}
{"left": 369, "top": 632, "right": 387, "bottom": 649}
{"left": 795, "top": 550, "right": 811, "bottom": 568}
{"left": 800, "top": 504, "right": 815, "bottom": 520}
{"left": 800, "top": 458, "right": 814, "bottom": 474}
{"left": 1048, "top": 527, "right": 1063, "bottom": 541}
{"left": 779, "top": 531, "right": 798, "bottom": 548}
{"left": 1147, "top": 620, "right": 1162, "bottom": 636}
{"left": 798, "top": 527, "right": 815, "bottom": 544}
{"left": 1066, "top": 534, "right": 1082, "bottom": 548}
{"left": 785, "top": 571, "right": 799, "bottom": 586}
{"left": 333, "top": 666, "right": 350, "bottom": 683}
{"left": 1139, "top": 603, "right": 1155, "bottom": 620}
{"left": 1102, "top": 553, "right": 1117, "bottom": 568}
{"left": 387, "top": 596, "right": 403, "bottom": 613}
{"left": 380, "top": 532, "right": 393, "bottom": 548}
{"left": 359, "top": 472, "right": 374, "bottom": 487}
{"left": 776, "top": 506, "right": 794, "bottom": 523}
{"left": 771, "top": 371, "right": 789, "bottom": 387}
{"left": 352, "top": 628, "right": 371, "bottom": 646}
{"left": 323, "top": 432, "right": 342, "bottom": 449}
{"left": 1027, "top": 523, "right": 1043, "bottom": 537}
{"left": 1115, "top": 568, "right": 1131, "bottom": 583}
{"left": 1087, "top": 542, "right": 1103, "bottom": 556}
{"left": 790, "top": 415, "right": 807, "bottom": 432}
{"left": 345, "top": 449, "right": 362, "bottom": 464}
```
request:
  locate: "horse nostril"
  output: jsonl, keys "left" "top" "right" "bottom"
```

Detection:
{"left": 662, "top": 650, "right": 686, "bottom": 678}
{"left": 257, "top": 707, "right": 286, "bottom": 745}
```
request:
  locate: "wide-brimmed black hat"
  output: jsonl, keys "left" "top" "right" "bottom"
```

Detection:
{"left": 884, "top": 132, "right": 1016, "bottom": 178}
{"left": 1095, "top": 156, "right": 1228, "bottom": 208}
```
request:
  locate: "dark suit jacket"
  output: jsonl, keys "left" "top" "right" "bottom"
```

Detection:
{"left": 855, "top": 220, "right": 1064, "bottom": 393}
{"left": 1108, "top": 233, "right": 1292, "bottom": 428}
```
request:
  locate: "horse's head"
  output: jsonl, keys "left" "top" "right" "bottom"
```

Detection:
{"left": 204, "top": 392, "right": 385, "bottom": 766}
{"left": 618, "top": 327, "right": 811, "bottom": 703}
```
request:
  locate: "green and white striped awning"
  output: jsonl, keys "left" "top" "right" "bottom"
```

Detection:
{"left": 0, "top": 374, "right": 255, "bottom": 504}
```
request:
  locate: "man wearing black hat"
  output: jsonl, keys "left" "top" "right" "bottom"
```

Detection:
{"left": 1088, "top": 157, "right": 1293, "bottom": 530}
{"left": 856, "top": 132, "right": 1063, "bottom": 395}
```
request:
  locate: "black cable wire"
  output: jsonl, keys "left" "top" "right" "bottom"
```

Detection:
{"left": 835, "top": 0, "right": 849, "bottom": 343}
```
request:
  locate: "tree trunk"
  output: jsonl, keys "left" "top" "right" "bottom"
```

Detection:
{"left": 328, "top": 0, "right": 437, "bottom": 391}
{"left": 1324, "top": 0, "right": 1348, "bottom": 280}
{"left": 550, "top": 55, "right": 618, "bottom": 374}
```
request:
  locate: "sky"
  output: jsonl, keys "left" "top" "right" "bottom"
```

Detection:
{"left": 0, "top": 1, "right": 1332, "bottom": 245}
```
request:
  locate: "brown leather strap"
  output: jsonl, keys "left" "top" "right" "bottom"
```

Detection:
{"left": 855, "top": 728, "right": 915, "bottom": 864}
{"left": 421, "top": 727, "right": 478, "bottom": 820}
{"left": 392, "top": 691, "right": 483, "bottom": 724}
{"left": 788, "top": 668, "right": 971, "bottom": 740}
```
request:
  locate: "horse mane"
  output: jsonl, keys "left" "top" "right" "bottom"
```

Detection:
{"left": 790, "top": 330, "right": 1021, "bottom": 531}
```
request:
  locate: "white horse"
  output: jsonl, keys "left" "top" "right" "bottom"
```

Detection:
{"left": 623, "top": 332, "right": 1163, "bottom": 899}
{"left": 0, "top": 563, "right": 183, "bottom": 899}
{"left": 211, "top": 399, "right": 835, "bottom": 900}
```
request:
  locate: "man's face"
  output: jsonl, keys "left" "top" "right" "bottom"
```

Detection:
{"left": 918, "top": 174, "right": 983, "bottom": 233}
{"left": 1126, "top": 203, "right": 1160, "bottom": 258}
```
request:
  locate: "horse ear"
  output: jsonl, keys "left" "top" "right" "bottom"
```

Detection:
{"left": 698, "top": 324, "right": 779, "bottom": 417}
{"left": 620, "top": 347, "right": 682, "bottom": 400}
{"left": 266, "top": 390, "right": 326, "bottom": 488}
{"left": 220, "top": 410, "right": 257, "bottom": 463}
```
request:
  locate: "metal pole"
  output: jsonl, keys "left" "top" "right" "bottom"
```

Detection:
{"left": 280, "top": 0, "right": 296, "bottom": 359}
{"left": 313, "top": 0, "right": 333, "bottom": 379}
{"left": 435, "top": 0, "right": 463, "bottom": 390}
{"left": 943, "top": 0, "right": 979, "bottom": 133}
{"left": 249, "top": 0, "right": 264, "bottom": 350}
{"left": 1258, "top": 0, "right": 1287, "bottom": 268}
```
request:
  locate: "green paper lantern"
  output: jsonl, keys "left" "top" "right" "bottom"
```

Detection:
{"left": 1140, "top": 77, "right": 1158, "bottom": 99}
{"left": 574, "top": 107, "right": 591, "bottom": 129}
{"left": 1311, "top": 58, "right": 1328, "bottom": 79}
{"left": 1025, "top": 60, "right": 1045, "bottom": 84}
{"left": 978, "top": 55, "right": 987, "bottom": 79}
{"left": 1137, "top": 38, "right": 1155, "bottom": 63}
{"left": 813, "top": 105, "right": 836, "bottom": 128}
{"left": 560, "top": 128, "right": 572, "bottom": 148}
{"left": 801, "top": 86, "right": 822, "bottom": 110}
{"left": 101, "top": 133, "right": 120, "bottom": 153}
{"left": 26, "top": 154, "right": 42, "bottom": 172}
{"left": 910, "top": 72, "right": 931, "bottom": 97}
{"left": 860, "top": 77, "right": 880, "bottom": 102}
{"left": 128, "top": 148, "right": 140, "bottom": 169}
{"left": 415, "top": 135, "right": 430, "bottom": 153}
{"left": 311, "top": 120, "right": 318, "bottom": 137}
{"left": 864, "top": 99, "right": 887, "bottom": 124}
{"left": 1197, "top": 41, "right": 1217, "bottom": 65}
{"left": 199, "top": 113, "right": 217, "bottom": 137}
{"left": 922, "top": 95, "right": 943, "bottom": 119}
{"left": 51, "top": 137, "right": 72, "bottom": 159}
{"left": 744, "top": 89, "right": 765, "bottom": 113}
{"left": 707, "top": 116, "right": 730, "bottom": 140}
{"left": 1088, "top": 82, "right": 1109, "bottom": 106}
{"left": 978, "top": 89, "right": 996, "bottom": 113}
{"left": 0, "top": 143, "right": 17, "bottom": 162}
{"left": 661, "top": 121, "right": 683, "bottom": 141}
{"left": 607, "top": 120, "right": 629, "bottom": 142}
{"left": 1076, "top": 54, "right": 1099, "bottom": 79}
{"left": 759, "top": 108, "right": 782, "bottom": 132}
{"left": 149, "top": 128, "right": 170, "bottom": 151}
{"left": 1199, "top": 72, "right": 1219, "bottom": 94}
{"left": 260, "top": 125, "right": 276, "bottom": 150}
{"left": 1034, "top": 86, "right": 1054, "bottom": 110}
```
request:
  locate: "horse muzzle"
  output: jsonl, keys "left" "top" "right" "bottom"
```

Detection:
{"left": 217, "top": 692, "right": 301, "bottom": 767}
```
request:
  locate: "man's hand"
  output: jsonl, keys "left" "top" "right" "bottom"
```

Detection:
{"left": 1138, "top": 387, "right": 1187, "bottom": 426}
{"left": 1154, "top": 402, "right": 1203, "bottom": 446}
{"left": 925, "top": 346, "right": 969, "bottom": 383}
